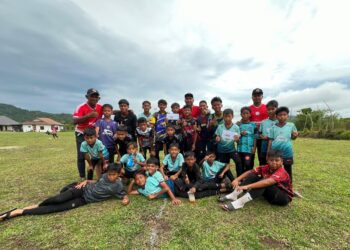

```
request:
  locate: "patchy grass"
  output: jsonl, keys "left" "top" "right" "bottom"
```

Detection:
{"left": 0, "top": 132, "right": 349, "bottom": 249}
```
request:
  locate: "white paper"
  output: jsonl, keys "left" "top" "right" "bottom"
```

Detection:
{"left": 222, "top": 130, "right": 236, "bottom": 141}
{"left": 166, "top": 113, "right": 179, "bottom": 120}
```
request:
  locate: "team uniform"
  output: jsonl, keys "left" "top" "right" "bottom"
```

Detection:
{"left": 95, "top": 119, "right": 118, "bottom": 163}
{"left": 162, "top": 153, "right": 184, "bottom": 177}
{"left": 259, "top": 118, "right": 278, "bottom": 165}
{"left": 208, "top": 112, "right": 224, "bottom": 153}
{"left": 120, "top": 153, "right": 146, "bottom": 178}
{"left": 73, "top": 103, "right": 103, "bottom": 178}
{"left": 162, "top": 135, "right": 182, "bottom": 155}
{"left": 268, "top": 122, "right": 298, "bottom": 182}
{"left": 136, "top": 127, "right": 154, "bottom": 158}
{"left": 237, "top": 122, "right": 256, "bottom": 172}
{"left": 182, "top": 118, "right": 197, "bottom": 152}
{"left": 215, "top": 123, "right": 242, "bottom": 179}
{"left": 202, "top": 160, "right": 226, "bottom": 183}
{"left": 152, "top": 112, "right": 167, "bottom": 160}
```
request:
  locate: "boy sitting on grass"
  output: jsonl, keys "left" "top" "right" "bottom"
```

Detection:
{"left": 80, "top": 128, "right": 109, "bottom": 180}
{"left": 0, "top": 163, "right": 129, "bottom": 221}
{"left": 218, "top": 150, "right": 293, "bottom": 211}
{"left": 120, "top": 142, "right": 146, "bottom": 179}
{"left": 267, "top": 106, "right": 298, "bottom": 182}
{"left": 128, "top": 158, "right": 181, "bottom": 205}
{"left": 160, "top": 143, "right": 184, "bottom": 180}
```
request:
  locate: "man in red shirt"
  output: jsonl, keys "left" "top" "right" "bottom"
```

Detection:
{"left": 73, "top": 88, "right": 103, "bottom": 180}
{"left": 249, "top": 88, "right": 268, "bottom": 166}
{"left": 179, "top": 93, "right": 201, "bottom": 119}
{"left": 219, "top": 150, "right": 293, "bottom": 211}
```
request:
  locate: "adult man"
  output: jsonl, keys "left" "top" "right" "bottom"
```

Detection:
{"left": 179, "top": 93, "right": 201, "bottom": 119}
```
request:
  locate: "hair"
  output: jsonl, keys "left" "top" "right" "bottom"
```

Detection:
{"left": 211, "top": 96, "right": 222, "bottom": 105}
{"left": 205, "top": 151, "right": 216, "bottom": 156}
{"left": 83, "top": 128, "right": 96, "bottom": 136}
{"left": 199, "top": 100, "right": 207, "bottom": 105}
{"left": 146, "top": 157, "right": 159, "bottom": 166}
{"left": 134, "top": 169, "right": 147, "bottom": 179}
{"left": 266, "top": 100, "right": 279, "bottom": 108}
{"left": 158, "top": 99, "right": 167, "bottom": 105}
{"left": 267, "top": 150, "right": 283, "bottom": 159}
{"left": 118, "top": 99, "right": 129, "bottom": 106}
{"left": 185, "top": 93, "right": 193, "bottom": 98}
{"left": 137, "top": 117, "right": 147, "bottom": 124}
{"left": 184, "top": 151, "right": 196, "bottom": 159}
{"left": 127, "top": 142, "right": 138, "bottom": 149}
{"left": 117, "top": 125, "right": 128, "bottom": 132}
{"left": 142, "top": 100, "right": 151, "bottom": 106}
{"left": 171, "top": 102, "right": 180, "bottom": 109}
{"left": 166, "top": 125, "right": 175, "bottom": 131}
{"left": 102, "top": 104, "right": 113, "bottom": 110}
{"left": 240, "top": 106, "right": 251, "bottom": 114}
{"left": 223, "top": 108, "right": 234, "bottom": 116}
{"left": 275, "top": 106, "right": 289, "bottom": 115}
{"left": 169, "top": 143, "right": 180, "bottom": 150}
{"left": 183, "top": 105, "right": 192, "bottom": 110}
{"left": 107, "top": 163, "right": 123, "bottom": 173}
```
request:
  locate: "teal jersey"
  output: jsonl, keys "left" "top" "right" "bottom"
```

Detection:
{"left": 80, "top": 139, "right": 109, "bottom": 160}
{"left": 120, "top": 153, "right": 145, "bottom": 172}
{"left": 237, "top": 122, "right": 256, "bottom": 153}
{"left": 147, "top": 171, "right": 164, "bottom": 183}
{"left": 268, "top": 122, "right": 297, "bottom": 158}
{"left": 137, "top": 175, "right": 163, "bottom": 196}
{"left": 202, "top": 160, "right": 226, "bottom": 181}
{"left": 162, "top": 153, "right": 184, "bottom": 172}
{"left": 138, "top": 112, "right": 152, "bottom": 122}
{"left": 260, "top": 118, "right": 278, "bottom": 153}
{"left": 215, "top": 123, "right": 240, "bottom": 153}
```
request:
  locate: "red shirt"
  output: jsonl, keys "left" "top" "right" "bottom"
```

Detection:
{"left": 73, "top": 103, "right": 103, "bottom": 133}
{"left": 251, "top": 165, "right": 294, "bottom": 199}
{"left": 179, "top": 105, "right": 201, "bottom": 119}
{"left": 250, "top": 104, "right": 268, "bottom": 123}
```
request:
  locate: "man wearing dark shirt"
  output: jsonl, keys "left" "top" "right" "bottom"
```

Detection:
{"left": 114, "top": 99, "right": 137, "bottom": 141}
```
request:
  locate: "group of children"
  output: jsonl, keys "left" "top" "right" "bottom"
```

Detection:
{"left": 0, "top": 88, "right": 299, "bottom": 221}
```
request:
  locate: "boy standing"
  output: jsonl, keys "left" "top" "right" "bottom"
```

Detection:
{"left": 136, "top": 117, "right": 154, "bottom": 159}
{"left": 215, "top": 108, "right": 242, "bottom": 179}
{"left": 114, "top": 125, "right": 132, "bottom": 162}
{"left": 73, "top": 88, "right": 103, "bottom": 180}
{"left": 259, "top": 100, "right": 278, "bottom": 165}
{"left": 237, "top": 107, "right": 256, "bottom": 172}
{"left": 196, "top": 100, "right": 211, "bottom": 162}
{"left": 114, "top": 99, "right": 137, "bottom": 141}
{"left": 249, "top": 88, "right": 268, "bottom": 166}
{"left": 181, "top": 105, "right": 198, "bottom": 152}
{"left": 138, "top": 100, "right": 153, "bottom": 124}
{"left": 95, "top": 104, "right": 118, "bottom": 163}
{"left": 208, "top": 96, "right": 224, "bottom": 153}
{"left": 151, "top": 99, "right": 168, "bottom": 160}
{"left": 267, "top": 107, "right": 298, "bottom": 182}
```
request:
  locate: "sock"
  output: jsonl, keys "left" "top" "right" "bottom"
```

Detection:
{"left": 230, "top": 193, "right": 252, "bottom": 209}
{"left": 225, "top": 188, "right": 243, "bottom": 201}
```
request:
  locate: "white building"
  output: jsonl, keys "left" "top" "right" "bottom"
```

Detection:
{"left": 22, "top": 118, "right": 64, "bottom": 132}
{"left": 0, "top": 116, "right": 22, "bottom": 132}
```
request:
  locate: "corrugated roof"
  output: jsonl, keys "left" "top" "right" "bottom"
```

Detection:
{"left": 22, "top": 117, "right": 63, "bottom": 126}
{"left": 0, "top": 116, "right": 20, "bottom": 125}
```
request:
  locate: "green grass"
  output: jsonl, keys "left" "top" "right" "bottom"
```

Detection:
{"left": 0, "top": 132, "right": 349, "bottom": 249}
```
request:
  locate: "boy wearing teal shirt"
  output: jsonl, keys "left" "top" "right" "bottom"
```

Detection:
{"left": 237, "top": 107, "right": 256, "bottom": 172}
{"left": 80, "top": 128, "right": 109, "bottom": 180}
{"left": 214, "top": 109, "right": 242, "bottom": 178}
{"left": 120, "top": 142, "right": 146, "bottom": 178}
{"left": 268, "top": 107, "right": 298, "bottom": 182}
{"left": 160, "top": 143, "right": 184, "bottom": 180}
{"left": 201, "top": 152, "right": 231, "bottom": 183}
{"left": 259, "top": 100, "right": 278, "bottom": 165}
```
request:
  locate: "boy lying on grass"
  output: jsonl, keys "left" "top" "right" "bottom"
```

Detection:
{"left": 0, "top": 164, "right": 129, "bottom": 221}
{"left": 218, "top": 150, "right": 293, "bottom": 211}
{"left": 128, "top": 157, "right": 181, "bottom": 205}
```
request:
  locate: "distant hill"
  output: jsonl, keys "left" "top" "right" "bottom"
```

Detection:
{"left": 0, "top": 103, "right": 72, "bottom": 124}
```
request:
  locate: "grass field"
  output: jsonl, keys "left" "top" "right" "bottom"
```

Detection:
{"left": 0, "top": 132, "right": 349, "bottom": 249}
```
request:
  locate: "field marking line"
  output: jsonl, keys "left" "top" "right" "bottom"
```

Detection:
{"left": 149, "top": 199, "right": 167, "bottom": 249}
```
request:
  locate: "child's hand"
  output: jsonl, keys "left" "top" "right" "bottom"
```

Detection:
{"left": 292, "top": 131, "right": 298, "bottom": 139}
{"left": 241, "top": 131, "right": 248, "bottom": 136}
{"left": 215, "top": 136, "right": 221, "bottom": 142}
{"left": 232, "top": 179, "right": 240, "bottom": 188}
{"left": 184, "top": 175, "right": 190, "bottom": 185}
{"left": 122, "top": 196, "right": 130, "bottom": 205}
{"left": 204, "top": 155, "right": 209, "bottom": 161}
{"left": 209, "top": 118, "right": 216, "bottom": 127}
{"left": 88, "top": 111, "right": 99, "bottom": 118}
{"left": 218, "top": 173, "right": 224, "bottom": 179}
{"left": 237, "top": 185, "right": 249, "bottom": 191}
{"left": 234, "top": 135, "right": 240, "bottom": 142}
{"left": 103, "top": 163, "right": 108, "bottom": 171}
{"left": 164, "top": 175, "right": 169, "bottom": 181}
{"left": 172, "top": 198, "right": 182, "bottom": 205}
{"left": 148, "top": 194, "right": 157, "bottom": 200}
{"left": 260, "top": 135, "right": 268, "bottom": 140}
{"left": 189, "top": 187, "right": 196, "bottom": 193}
{"left": 170, "top": 175, "right": 177, "bottom": 181}
{"left": 75, "top": 181, "right": 88, "bottom": 189}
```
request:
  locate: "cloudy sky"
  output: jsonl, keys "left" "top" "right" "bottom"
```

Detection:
{"left": 1, "top": 0, "right": 350, "bottom": 117}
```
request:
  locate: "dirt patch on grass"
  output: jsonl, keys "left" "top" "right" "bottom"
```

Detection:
{"left": 0, "top": 146, "right": 23, "bottom": 150}
{"left": 7, "top": 235, "right": 41, "bottom": 250}
{"left": 259, "top": 235, "right": 290, "bottom": 249}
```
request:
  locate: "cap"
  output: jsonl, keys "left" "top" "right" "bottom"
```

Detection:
{"left": 185, "top": 93, "right": 193, "bottom": 98}
{"left": 252, "top": 88, "right": 263, "bottom": 96}
{"left": 86, "top": 88, "right": 100, "bottom": 96}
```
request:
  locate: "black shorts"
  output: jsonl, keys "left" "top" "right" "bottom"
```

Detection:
{"left": 124, "top": 169, "right": 137, "bottom": 179}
